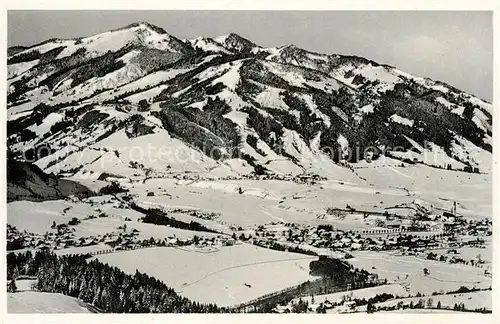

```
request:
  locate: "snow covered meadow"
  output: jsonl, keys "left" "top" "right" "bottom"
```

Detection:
{"left": 94, "top": 244, "right": 316, "bottom": 306}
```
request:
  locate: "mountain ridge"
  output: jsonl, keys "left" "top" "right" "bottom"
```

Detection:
{"left": 6, "top": 21, "right": 487, "bottom": 100}
{"left": 7, "top": 22, "right": 492, "bottom": 181}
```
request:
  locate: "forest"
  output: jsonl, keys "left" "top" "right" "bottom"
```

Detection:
{"left": 7, "top": 250, "right": 226, "bottom": 313}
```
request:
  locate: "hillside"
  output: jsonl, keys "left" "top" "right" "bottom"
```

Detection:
{"left": 8, "top": 291, "right": 96, "bottom": 313}
{"left": 7, "top": 156, "right": 95, "bottom": 202}
{"left": 7, "top": 22, "right": 492, "bottom": 180}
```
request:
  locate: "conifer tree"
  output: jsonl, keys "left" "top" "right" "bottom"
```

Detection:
{"left": 7, "top": 278, "right": 17, "bottom": 293}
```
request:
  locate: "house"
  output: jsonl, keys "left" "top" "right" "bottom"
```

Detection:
{"left": 344, "top": 301, "right": 357, "bottom": 310}
{"left": 223, "top": 238, "right": 236, "bottom": 246}
{"left": 428, "top": 214, "right": 441, "bottom": 221}
{"left": 323, "top": 300, "right": 333, "bottom": 308}
{"left": 386, "top": 220, "right": 402, "bottom": 229}
{"left": 476, "top": 225, "right": 490, "bottom": 233}
{"left": 308, "top": 303, "right": 321, "bottom": 312}
{"left": 350, "top": 243, "right": 362, "bottom": 250}
{"left": 386, "top": 238, "right": 398, "bottom": 245}
{"left": 442, "top": 211, "right": 457, "bottom": 222}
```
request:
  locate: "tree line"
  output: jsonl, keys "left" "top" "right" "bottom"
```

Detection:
{"left": 130, "top": 203, "right": 220, "bottom": 234}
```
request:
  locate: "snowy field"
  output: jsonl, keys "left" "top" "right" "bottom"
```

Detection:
{"left": 94, "top": 244, "right": 317, "bottom": 306}
{"left": 7, "top": 199, "right": 101, "bottom": 234}
{"left": 125, "top": 162, "right": 490, "bottom": 229}
{"left": 8, "top": 292, "right": 93, "bottom": 313}
{"left": 347, "top": 251, "right": 491, "bottom": 296}
{"left": 453, "top": 236, "right": 492, "bottom": 263}
{"left": 7, "top": 195, "right": 221, "bottom": 241}
{"left": 355, "top": 163, "right": 491, "bottom": 219}
{"left": 128, "top": 177, "right": 411, "bottom": 227}
{"left": 376, "top": 290, "right": 492, "bottom": 311}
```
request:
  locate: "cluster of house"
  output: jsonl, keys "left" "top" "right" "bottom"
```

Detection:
{"left": 249, "top": 218, "right": 491, "bottom": 255}
{"left": 7, "top": 224, "right": 94, "bottom": 251}
{"left": 275, "top": 294, "right": 369, "bottom": 314}
{"left": 274, "top": 299, "right": 345, "bottom": 314}
{"left": 171, "top": 172, "right": 326, "bottom": 184}
{"left": 7, "top": 223, "right": 240, "bottom": 254}
{"left": 355, "top": 209, "right": 491, "bottom": 238}
{"left": 108, "top": 232, "right": 239, "bottom": 250}
{"left": 166, "top": 208, "right": 221, "bottom": 221}
{"left": 424, "top": 248, "right": 489, "bottom": 270}
{"left": 235, "top": 173, "right": 326, "bottom": 185}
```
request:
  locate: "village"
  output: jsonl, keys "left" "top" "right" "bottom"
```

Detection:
{"left": 7, "top": 193, "right": 492, "bottom": 258}
{"left": 170, "top": 171, "right": 327, "bottom": 185}
{"left": 6, "top": 221, "right": 239, "bottom": 255}
{"left": 249, "top": 204, "right": 491, "bottom": 263}
{"left": 6, "top": 194, "right": 493, "bottom": 315}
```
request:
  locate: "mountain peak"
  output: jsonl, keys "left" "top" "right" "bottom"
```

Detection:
{"left": 102, "top": 21, "right": 190, "bottom": 54}
{"left": 118, "top": 21, "right": 169, "bottom": 35}
{"left": 215, "top": 33, "right": 259, "bottom": 53}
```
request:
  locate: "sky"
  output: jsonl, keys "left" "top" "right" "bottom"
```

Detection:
{"left": 8, "top": 10, "right": 493, "bottom": 101}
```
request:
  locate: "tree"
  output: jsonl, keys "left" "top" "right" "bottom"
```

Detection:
{"left": 462, "top": 103, "right": 474, "bottom": 120}
{"left": 367, "top": 300, "right": 374, "bottom": 313}
{"left": 409, "top": 301, "right": 414, "bottom": 309}
{"left": 426, "top": 298, "right": 433, "bottom": 308}
{"left": 436, "top": 301, "right": 441, "bottom": 309}
{"left": 138, "top": 99, "right": 149, "bottom": 112}
{"left": 51, "top": 221, "right": 57, "bottom": 229}
{"left": 292, "top": 298, "right": 309, "bottom": 313}
{"left": 7, "top": 278, "right": 17, "bottom": 293}
{"left": 316, "top": 304, "right": 326, "bottom": 313}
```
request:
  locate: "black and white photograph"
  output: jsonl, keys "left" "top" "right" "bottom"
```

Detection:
{"left": 3, "top": 4, "right": 498, "bottom": 319}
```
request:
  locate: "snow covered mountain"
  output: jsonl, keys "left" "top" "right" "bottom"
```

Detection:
{"left": 7, "top": 22, "right": 493, "bottom": 181}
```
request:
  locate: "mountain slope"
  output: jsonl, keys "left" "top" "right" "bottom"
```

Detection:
{"left": 7, "top": 156, "right": 95, "bottom": 202}
{"left": 7, "top": 22, "right": 493, "bottom": 181}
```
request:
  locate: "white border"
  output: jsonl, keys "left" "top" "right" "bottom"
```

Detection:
{"left": 1, "top": 1, "right": 499, "bottom": 324}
